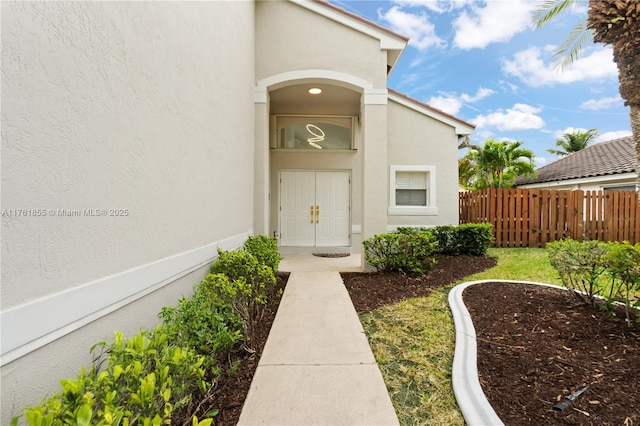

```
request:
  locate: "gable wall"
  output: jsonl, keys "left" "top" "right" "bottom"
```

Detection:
{"left": 255, "top": 1, "right": 388, "bottom": 87}
{"left": 386, "top": 99, "right": 460, "bottom": 226}
{"left": 1, "top": 2, "right": 255, "bottom": 420}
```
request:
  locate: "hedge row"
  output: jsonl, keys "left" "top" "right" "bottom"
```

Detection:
{"left": 363, "top": 223, "right": 493, "bottom": 275}
{"left": 16, "top": 236, "right": 280, "bottom": 426}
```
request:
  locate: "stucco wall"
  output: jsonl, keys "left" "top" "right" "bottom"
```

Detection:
{"left": 386, "top": 99, "right": 460, "bottom": 227}
{"left": 1, "top": 2, "right": 255, "bottom": 421}
{"left": 255, "top": 1, "right": 388, "bottom": 88}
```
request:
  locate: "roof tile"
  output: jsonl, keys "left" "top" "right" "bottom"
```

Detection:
{"left": 517, "top": 136, "right": 635, "bottom": 185}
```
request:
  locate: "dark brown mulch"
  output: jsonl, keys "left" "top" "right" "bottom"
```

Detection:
{"left": 192, "top": 272, "right": 288, "bottom": 426}
{"left": 342, "top": 254, "right": 498, "bottom": 312}
{"left": 464, "top": 282, "right": 640, "bottom": 426}
{"left": 199, "top": 255, "right": 496, "bottom": 425}
{"left": 195, "top": 255, "right": 639, "bottom": 426}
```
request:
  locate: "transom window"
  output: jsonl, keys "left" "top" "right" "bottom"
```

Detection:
{"left": 275, "top": 115, "right": 354, "bottom": 150}
{"left": 389, "top": 165, "right": 438, "bottom": 216}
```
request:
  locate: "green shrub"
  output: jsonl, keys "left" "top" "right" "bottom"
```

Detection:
{"left": 605, "top": 242, "right": 640, "bottom": 325}
{"left": 427, "top": 225, "right": 459, "bottom": 255}
{"left": 243, "top": 235, "right": 280, "bottom": 274}
{"left": 159, "top": 279, "right": 242, "bottom": 367}
{"left": 429, "top": 223, "right": 493, "bottom": 255}
{"left": 547, "top": 239, "right": 611, "bottom": 305}
{"left": 456, "top": 223, "right": 493, "bottom": 255}
{"left": 210, "top": 248, "right": 275, "bottom": 292}
{"left": 363, "top": 229, "right": 438, "bottom": 275}
{"left": 20, "top": 327, "right": 209, "bottom": 426}
{"left": 17, "top": 236, "right": 283, "bottom": 425}
{"left": 210, "top": 248, "right": 277, "bottom": 351}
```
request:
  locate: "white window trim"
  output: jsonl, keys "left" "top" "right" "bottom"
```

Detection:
{"left": 388, "top": 165, "right": 438, "bottom": 215}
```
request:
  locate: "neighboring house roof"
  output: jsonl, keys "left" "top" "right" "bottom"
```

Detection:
{"left": 388, "top": 88, "right": 476, "bottom": 136}
{"left": 516, "top": 136, "right": 636, "bottom": 185}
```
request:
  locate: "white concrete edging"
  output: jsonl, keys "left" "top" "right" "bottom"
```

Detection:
{"left": 448, "top": 279, "right": 562, "bottom": 426}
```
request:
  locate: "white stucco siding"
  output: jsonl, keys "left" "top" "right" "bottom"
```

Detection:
{"left": 255, "top": 1, "right": 388, "bottom": 88}
{"left": 386, "top": 99, "right": 460, "bottom": 226}
{"left": 2, "top": 2, "right": 255, "bottom": 420}
{"left": 2, "top": 1, "right": 255, "bottom": 307}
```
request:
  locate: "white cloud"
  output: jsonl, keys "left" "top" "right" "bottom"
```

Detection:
{"left": 502, "top": 46, "right": 617, "bottom": 87}
{"left": 534, "top": 157, "right": 548, "bottom": 167}
{"left": 452, "top": 0, "right": 535, "bottom": 49}
{"left": 580, "top": 96, "right": 623, "bottom": 111}
{"left": 595, "top": 130, "right": 632, "bottom": 143}
{"left": 552, "top": 128, "right": 631, "bottom": 144}
{"left": 472, "top": 103, "right": 545, "bottom": 131}
{"left": 428, "top": 95, "right": 462, "bottom": 115}
{"left": 392, "top": 0, "right": 472, "bottom": 14}
{"left": 426, "top": 86, "right": 495, "bottom": 115}
{"left": 378, "top": 6, "right": 446, "bottom": 50}
{"left": 497, "top": 80, "right": 519, "bottom": 93}
{"left": 460, "top": 87, "right": 495, "bottom": 103}
{"left": 553, "top": 127, "right": 590, "bottom": 139}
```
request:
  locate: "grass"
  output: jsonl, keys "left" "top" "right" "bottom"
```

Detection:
{"left": 361, "top": 248, "right": 562, "bottom": 425}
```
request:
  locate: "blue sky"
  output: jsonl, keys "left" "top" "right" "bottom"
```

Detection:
{"left": 329, "top": 0, "right": 632, "bottom": 167}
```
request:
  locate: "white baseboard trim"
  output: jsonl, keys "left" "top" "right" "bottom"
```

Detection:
{"left": 0, "top": 231, "right": 250, "bottom": 366}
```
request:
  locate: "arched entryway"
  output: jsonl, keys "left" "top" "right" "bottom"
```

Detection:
{"left": 254, "top": 70, "right": 389, "bottom": 255}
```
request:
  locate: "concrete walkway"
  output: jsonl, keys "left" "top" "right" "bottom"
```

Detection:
{"left": 238, "top": 255, "right": 399, "bottom": 425}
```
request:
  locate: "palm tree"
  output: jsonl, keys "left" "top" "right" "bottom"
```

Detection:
{"left": 533, "top": 0, "right": 640, "bottom": 195}
{"left": 458, "top": 156, "right": 477, "bottom": 190}
{"left": 460, "top": 140, "right": 536, "bottom": 189}
{"left": 547, "top": 128, "right": 598, "bottom": 157}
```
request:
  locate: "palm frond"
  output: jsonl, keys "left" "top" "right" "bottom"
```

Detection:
{"left": 532, "top": 0, "right": 579, "bottom": 29}
{"left": 551, "top": 21, "right": 594, "bottom": 70}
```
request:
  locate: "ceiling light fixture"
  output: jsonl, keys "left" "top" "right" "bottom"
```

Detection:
{"left": 306, "top": 124, "right": 325, "bottom": 149}
{"left": 308, "top": 87, "right": 322, "bottom": 95}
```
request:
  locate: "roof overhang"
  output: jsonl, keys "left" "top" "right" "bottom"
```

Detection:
{"left": 517, "top": 172, "right": 637, "bottom": 189}
{"left": 291, "top": 0, "right": 408, "bottom": 73}
{"left": 388, "top": 90, "right": 476, "bottom": 136}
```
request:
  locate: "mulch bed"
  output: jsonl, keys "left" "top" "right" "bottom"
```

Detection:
{"left": 341, "top": 254, "right": 497, "bottom": 312}
{"left": 464, "top": 282, "right": 640, "bottom": 425}
{"left": 196, "top": 272, "right": 288, "bottom": 426}
{"left": 202, "top": 255, "right": 495, "bottom": 425}
{"left": 195, "top": 255, "right": 639, "bottom": 426}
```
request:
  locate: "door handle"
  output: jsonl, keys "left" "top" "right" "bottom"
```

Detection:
{"left": 315, "top": 205, "right": 320, "bottom": 224}
{"left": 310, "top": 206, "right": 314, "bottom": 223}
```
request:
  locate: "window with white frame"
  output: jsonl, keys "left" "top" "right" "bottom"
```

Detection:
{"left": 388, "top": 165, "right": 438, "bottom": 215}
{"left": 274, "top": 115, "right": 355, "bottom": 150}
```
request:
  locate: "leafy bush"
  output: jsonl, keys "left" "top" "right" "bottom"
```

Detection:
{"left": 428, "top": 223, "right": 493, "bottom": 255}
{"left": 547, "top": 239, "right": 610, "bottom": 305}
{"left": 363, "top": 229, "right": 438, "bottom": 275}
{"left": 18, "top": 235, "right": 283, "bottom": 426}
{"left": 243, "top": 235, "right": 280, "bottom": 274}
{"left": 605, "top": 242, "right": 640, "bottom": 325}
{"left": 456, "top": 223, "right": 494, "bottom": 255}
{"left": 20, "top": 327, "right": 211, "bottom": 426}
{"left": 159, "top": 278, "right": 242, "bottom": 367}
{"left": 210, "top": 248, "right": 277, "bottom": 351}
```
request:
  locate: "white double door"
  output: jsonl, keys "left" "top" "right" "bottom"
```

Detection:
{"left": 280, "top": 171, "right": 350, "bottom": 247}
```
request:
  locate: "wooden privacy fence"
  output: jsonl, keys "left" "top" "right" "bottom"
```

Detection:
{"left": 459, "top": 188, "right": 640, "bottom": 247}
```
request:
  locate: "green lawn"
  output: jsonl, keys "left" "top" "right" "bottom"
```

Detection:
{"left": 361, "top": 248, "right": 561, "bottom": 425}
